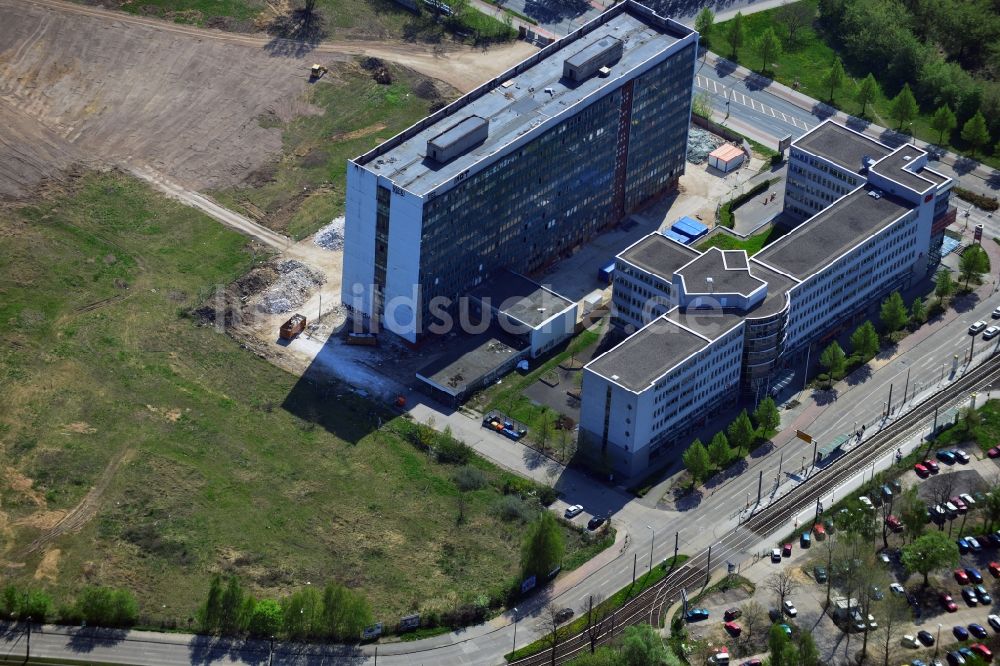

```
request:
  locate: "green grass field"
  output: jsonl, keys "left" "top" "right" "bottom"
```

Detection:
{"left": 696, "top": 225, "right": 787, "bottom": 255}
{"left": 212, "top": 62, "right": 443, "bottom": 239}
{"left": 0, "top": 171, "right": 599, "bottom": 627}
{"left": 705, "top": 0, "right": 1000, "bottom": 169}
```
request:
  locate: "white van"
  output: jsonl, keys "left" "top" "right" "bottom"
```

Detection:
{"left": 708, "top": 653, "right": 730, "bottom": 665}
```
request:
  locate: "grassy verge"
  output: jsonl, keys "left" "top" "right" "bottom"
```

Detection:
{"left": 561, "top": 527, "right": 617, "bottom": 572}
{"left": 212, "top": 62, "right": 445, "bottom": 239}
{"left": 934, "top": 398, "right": 1000, "bottom": 454}
{"left": 481, "top": 0, "right": 538, "bottom": 25}
{"left": 697, "top": 224, "right": 788, "bottom": 255}
{"left": 705, "top": 0, "right": 1000, "bottom": 169}
{"left": 399, "top": 625, "right": 453, "bottom": 641}
{"left": 503, "top": 554, "right": 690, "bottom": 662}
{"left": 0, "top": 171, "right": 598, "bottom": 629}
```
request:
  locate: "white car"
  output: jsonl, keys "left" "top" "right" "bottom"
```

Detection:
{"left": 890, "top": 582, "right": 905, "bottom": 596}
{"left": 970, "top": 320, "right": 988, "bottom": 334}
{"left": 993, "top": 305, "right": 1000, "bottom": 319}
{"left": 859, "top": 496, "right": 874, "bottom": 509}
{"left": 867, "top": 613, "right": 878, "bottom": 629}
{"left": 966, "top": 536, "right": 981, "bottom": 550}
{"left": 901, "top": 634, "right": 918, "bottom": 648}
{"left": 771, "top": 548, "right": 782, "bottom": 563}
{"left": 782, "top": 600, "right": 797, "bottom": 617}
{"left": 988, "top": 614, "right": 1000, "bottom": 631}
{"left": 985, "top": 326, "right": 1000, "bottom": 340}
{"left": 960, "top": 493, "right": 976, "bottom": 507}
{"left": 564, "top": 504, "right": 584, "bottom": 518}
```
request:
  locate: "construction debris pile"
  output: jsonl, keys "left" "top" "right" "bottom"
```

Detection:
{"left": 314, "top": 216, "right": 345, "bottom": 251}
{"left": 258, "top": 259, "right": 326, "bottom": 314}
{"left": 687, "top": 127, "right": 723, "bottom": 164}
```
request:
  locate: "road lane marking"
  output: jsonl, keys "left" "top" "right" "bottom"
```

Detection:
{"left": 694, "top": 76, "right": 808, "bottom": 132}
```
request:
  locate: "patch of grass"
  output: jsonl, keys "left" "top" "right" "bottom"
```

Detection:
{"left": 481, "top": 0, "right": 538, "bottom": 25}
{"left": 934, "top": 399, "right": 1000, "bottom": 453}
{"left": 0, "top": 171, "right": 602, "bottom": 629}
{"left": 561, "top": 527, "right": 616, "bottom": 572}
{"left": 212, "top": 63, "right": 443, "bottom": 239}
{"left": 399, "top": 625, "right": 453, "bottom": 641}
{"left": 706, "top": 0, "right": 1000, "bottom": 169}
{"left": 504, "top": 554, "right": 690, "bottom": 662}
{"left": 696, "top": 224, "right": 788, "bottom": 255}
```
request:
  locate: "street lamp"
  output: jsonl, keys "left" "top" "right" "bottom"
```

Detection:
{"left": 25, "top": 616, "right": 31, "bottom": 665}
{"left": 269, "top": 635, "right": 275, "bottom": 666}
{"left": 647, "top": 525, "right": 655, "bottom": 571}
{"left": 935, "top": 623, "right": 942, "bottom": 657}
{"left": 512, "top": 607, "right": 519, "bottom": 654}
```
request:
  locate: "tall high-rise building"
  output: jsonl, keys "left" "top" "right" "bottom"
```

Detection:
{"left": 341, "top": 1, "right": 698, "bottom": 342}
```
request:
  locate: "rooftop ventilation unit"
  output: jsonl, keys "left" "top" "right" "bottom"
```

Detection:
{"left": 563, "top": 36, "right": 623, "bottom": 82}
{"left": 862, "top": 155, "right": 876, "bottom": 171}
{"left": 426, "top": 116, "right": 489, "bottom": 163}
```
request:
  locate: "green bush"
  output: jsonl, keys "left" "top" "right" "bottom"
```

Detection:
{"left": 453, "top": 465, "right": 487, "bottom": 491}
{"left": 493, "top": 494, "right": 536, "bottom": 522}
{"left": 955, "top": 187, "right": 999, "bottom": 211}
{"left": 1, "top": 586, "right": 53, "bottom": 621}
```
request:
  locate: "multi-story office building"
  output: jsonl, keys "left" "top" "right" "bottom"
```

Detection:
{"left": 341, "top": 1, "right": 698, "bottom": 342}
{"left": 580, "top": 120, "right": 955, "bottom": 478}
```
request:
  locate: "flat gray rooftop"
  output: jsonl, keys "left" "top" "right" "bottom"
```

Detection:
{"left": 794, "top": 121, "right": 892, "bottom": 174}
{"left": 470, "top": 270, "right": 575, "bottom": 328}
{"left": 756, "top": 187, "right": 912, "bottom": 279}
{"left": 588, "top": 316, "right": 706, "bottom": 391}
{"left": 417, "top": 330, "right": 528, "bottom": 395}
{"left": 355, "top": 3, "right": 690, "bottom": 194}
{"left": 666, "top": 308, "right": 743, "bottom": 341}
{"left": 747, "top": 260, "right": 796, "bottom": 318}
{"left": 870, "top": 145, "right": 935, "bottom": 193}
{"left": 619, "top": 233, "right": 700, "bottom": 278}
{"left": 676, "top": 247, "right": 765, "bottom": 297}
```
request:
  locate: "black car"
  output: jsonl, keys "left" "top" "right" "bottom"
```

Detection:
{"left": 555, "top": 607, "right": 574, "bottom": 623}
{"left": 587, "top": 516, "right": 606, "bottom": 531}
{"left": 918, "top": 630, "right": 935, "bottom": 646}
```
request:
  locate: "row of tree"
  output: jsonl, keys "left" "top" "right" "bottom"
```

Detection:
{"left": 198, "top": 576, "right": 372, "bottom": 640}
{"left": 1, "top": 585, "right": 138, "bottom": 627}
{"left": 682, "top": 397, "right": 781, "bottom": 484}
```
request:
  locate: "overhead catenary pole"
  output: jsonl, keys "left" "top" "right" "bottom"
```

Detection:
{"left": 903, "top": 368, "right": 910, "bottom": 405}
{"left": 802, "top": 344, "right": 812, "bottom": 392}
{"left": 887, "top": 384, "right": 894, "bottom": 415}
{"left": 757, "top": 469, "right": 763, "bottom": 504}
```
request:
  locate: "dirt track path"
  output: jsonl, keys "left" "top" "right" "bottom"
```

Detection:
{"left": 17, "top": 0, "right": 537, "bottom": 92}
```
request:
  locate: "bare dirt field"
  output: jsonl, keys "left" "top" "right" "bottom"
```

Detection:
{"left": 0, "top": 0, "right": 536, "bottom": 198}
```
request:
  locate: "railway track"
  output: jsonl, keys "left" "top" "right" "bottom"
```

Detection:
{"left": 511, "top": 354, "right": 1000, "bottom": 665}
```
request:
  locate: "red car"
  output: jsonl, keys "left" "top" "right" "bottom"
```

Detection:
{"left": 922, "top": 459, "right": 940, "bottom": 473}
{"left": 951, "top": 496, "right": 968, "bottom": 512}
{"left": 940, "top": 592, "right": 958, "bottom": 612}
{"left": 813, "top": 523, "right": 826, "bottom": 540}
{"left": 989, "top": 561, "right": 1000, "bottom": 578}
{"left": 955, "top": 569, "right": 971, "bottom": 584}
{"left": 971, "top": 643, "right": 993, "bottom": 661}
{"left": 724, "top": 621, "right": 742, "bottom": 636}
{"left": 886, "top": 515, "right": 902, "bottom": 532}
{"left": 914, "top": 463, "right": 929, "bottom": 477}
{"left": 989, "top": 446, "right": 1000, "bottom": 458}
{"left": 782, "top": 543, "right": 793, "bottom": 557}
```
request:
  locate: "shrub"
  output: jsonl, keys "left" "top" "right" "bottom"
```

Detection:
{"left": 954, "top": 187, "right": 999, "bottom": 211}
{"left": 435, "top": 428, "right": 472, "bottom": 464}
{"left": 453, "top": 465, "right": 487, "bottom": 491}
{"left": 494, "top": 495, "right": 536, "bottom": 522}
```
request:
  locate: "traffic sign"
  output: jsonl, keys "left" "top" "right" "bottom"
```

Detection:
{"left": 796, "top": 430, "right": 812, "bottom": 443}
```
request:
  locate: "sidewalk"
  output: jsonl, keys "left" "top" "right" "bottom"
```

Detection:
{"left": 700, "top": 51, "right": 1000, "bottom": 197}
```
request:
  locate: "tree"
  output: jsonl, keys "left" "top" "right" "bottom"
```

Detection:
{"left": 708, "top": 431, "right": 732, "bottom": 467}
{"left": 821, "top": 58, "right": 845, "bottom": 101}
{"left": 898, "top": 486, "right": 927, "bottom": 543}
{"left": 935, "top": 267, "right": 956, "bottom": 300}
{"left": 247, "top": 599, "right": 282, "bottom": 637}
{"left": 521, "top": 512, "right": 565, "bottom": 581}
{"left": 682, "top": 439, "right": 711, "bottom": 483}
{"left": 619, "top": 623, "right": 672, "bottom": 666}
{"left": 984, "top": 485, "right": 1000, "bottom": 531}
{"left": 961, "top": 111, "right": 991, "bottom": 157}
{"left": 74, "top": 587, "right": 138, "bottom": 628}
{"left": 819, "top": 341, "right": 846, "bottom": 381}
{"left": 753, "top": 27, "right": 783, "bottom": 73}
{"left": 856, "top": 73, "right": 880, "bottom": 116}
{"left": 739, "top": 599, "right": 766, "bottom": 644}
{"left": 726, "top": 12, "right": 746, "bottom": 58}
{"left": 199, "top": 574, "right": 224, "bottom": 632}
{"left": 320, "top": 582, "right": 372, "bottom": 640}
{"left": 873, "top": 594, "right": 910, "bottom": 666}
{"left": 283, "top": 586, "right": 321, "bottom": 639}
{"left": 583, "top": 593, "right": 609, "bottom": 654}
{"left": 902, "top": 530, "right": 960, "bottom": 586}
{"left": 910, "top": 296, "right": 926, "bottom": 326}
{"left": 765, "top": 569, "right": 799, "bottom": 613}
{"left": 850, "top": 321, "right": 880, "bottom": 361}
{"left": 752, "top": 396, "right": 781, "bottom": 439}
{"left": 797, "top": 630, "right": 820, "bottom": 666}
{"left": 219, "top": 575, "right": 246, "bottom": 635}
{"left": 542, "top": 602, "right": 567, "bottom": 666}
{"left": 727, "top": 409, "right": 755, "bottom": 456}
{"left": 930, "top": 104, "right": 957, "bottom": 144}
{"left": 879, "top": 291, "right": 908, "bottom": 333}
{"left": 889, "top": 83, "right": 918, "bottom": 130}
{"left": 959, "top": 244, "right": 990, "bottom": 289}
{"left": 694, "top": 7, "right": 715, "bottom": 42}
{"left": 776, "top": 1, "right": 814, "bottom": 44}
{"left": 768, "top": 622, "right": 798, "bottom": 666}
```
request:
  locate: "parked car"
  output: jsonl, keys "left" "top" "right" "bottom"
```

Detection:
{"left": 947, "top": 503, "right": 961, "bottom": 518}
{"left": 940, "top": 592, "right": 958, "bottom": 612}
{"left": 859, "top": 496, "right": 874, "bottom": 509}
{"left": 915, "top": 463, "right": 930, "bottom": 477}
{"left": 724, "top": 608, "right": 742, "bottom": 621}
{"left": 947, "top": 651, "right": 967, "bottom": 666}
{"left": 777, "top": 623, "right": 792, "bottom": 636}
{"left": 771, "top": 548, "right": 782, "bottom": 563}
{"left": 974, "top": 584, "right": 992, "bottom": 604}
{"left": 724, "top": 621, "right": 742, "bottom": 636}
{"left": 984, "top": 326, "right": 999, "bottom": 340}
{"left": 954, "top": 625, "right": 970, "bottom": 641}
{"left": 990, "top": 561, "right": 1000, "bottom": 578}
{"left": 891, "top": 582, "right": 906, "bottom": 596}
{"left": 564, "top": 504, "right": 584, "bottom": 518}
{"left": 989, "top": 446, "right": 1000, "bottom": 458}
{"left": 951, "top": 496, "right": 968, "bottom": 512}
{"left": 937, "top": 450, "right": 957, "bottom": 464}
{"left": 782, "top": 543, "right": 792, "bottom": 557}
{"left": 814, "top": 566, "right": 828, "bottom": 582}
{"left": 813, "top": 523, "right": 827, "bottom": 540}
{"left": 887, "top": 515, "right": 902, "bottom": 532}
{"left": 966, "top": 536, "right": 983, "bottom": 552}
{"left": 970, "top": 321, "right": 988, "bottom": 334}
{"left": 587, "top": 516, "right": 606, "bottom": 531}
{"left": 555, "top": 607, "right": 575, "bottom": 623}
{"left": 685, "top": 608, "right": 710, "bottom": 622}
{"left": 968, "top": 624, "right": 987, "bottom": 639}
{"left": 971, "top": 644, "right": 993, "bottom": 661}
{"left": 958, "top": 537, "right": 970, "bottom": 554}
{"left": 902, "top": 634, "right": 920, "bottom": 648}
{"left": 992, "top": 305, "right": 1000, "bottom": 318}
{"left": 954, "top": 449, "right": 970, "bottom": 463}
{"left": 961, "top": 587, "right": 978, "bottom": 605}
{"left": 931, "top": 504, "right": 947, "bottom": 520}
{"left": 960, "top": 493, "right": 976, "bottom": 508}
{"left": 923, "top": 459, "right": 940, "bottom": 473}
{"left": 988, "top": 614, "right": 1000, "bottom": 631}
{"left": 955, "top": 569, "right": 971, "bottom": 585}
{"left": 966, "top": 567, "right": 983, "bottom": 584}
{"left": 918, "top": 630, "right": 935, "bottom": 646}
{"left": 870, "top": 585, "right": 884, "bottom": 601}
{"left": 782, "top": 600, "right": 797, "bottom": 617}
